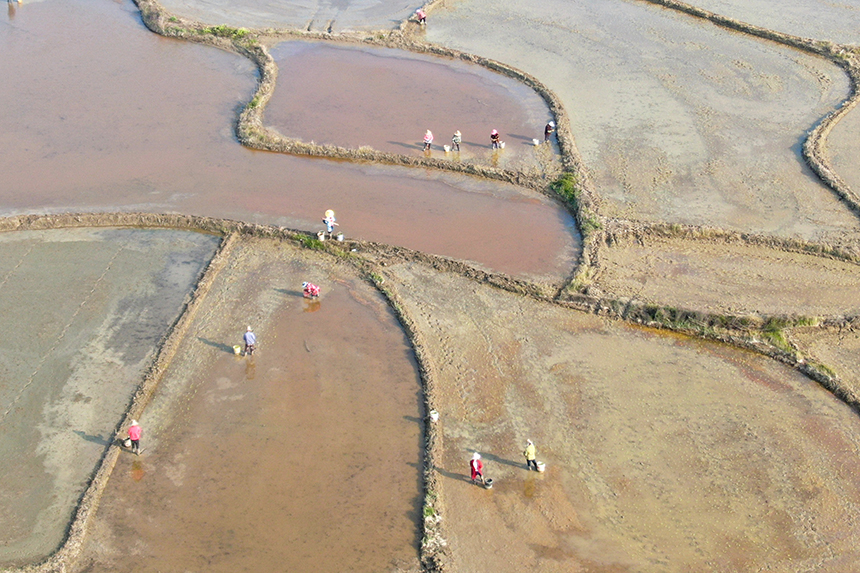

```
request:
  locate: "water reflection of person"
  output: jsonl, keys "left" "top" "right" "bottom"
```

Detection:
{"left": 8, "top": 0, "right": 19, "bottom": 19}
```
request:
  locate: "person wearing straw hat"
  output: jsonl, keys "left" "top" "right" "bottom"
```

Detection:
{"left": 302, "top": 281, "right": 320, "bottom": 299}
{"left": 451, "top": 130, "right": 462, "bottom": 152}
{"left": 243, "top": 326, "right": 256, "bottom": 356}
{"left": 322, "top": 209, "right": 338, "bottom": 238}
{"left": 470, "top": 452, "right": 485, "bottom": 485}
{"left": 423, "top": 129, "right": 434, "bottom": 151}
{"left": 490, "top": 129, "right": 501, "bottom": 149}
{"left": 523, "top": 439, "right": 537, "bottom": 471}
{"left": 128, "top": 420, "right": 142, "bottom": 455}
{"left": 544, "top": 121, "right": 555, "bottom": 142}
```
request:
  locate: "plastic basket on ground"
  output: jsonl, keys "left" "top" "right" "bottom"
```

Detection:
{"left": 233, "top": 345, "right": 242, "bottom": 355}
{"left": 536, "top": 461, "right": 546, "bottom": 473}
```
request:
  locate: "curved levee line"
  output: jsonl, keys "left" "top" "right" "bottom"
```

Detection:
{"left": 1, "top": 212, "right": 859, "bottom": 572}
{"left": 131, "top": 0, "right": 603, "bottom": 297}
{"left": 638, "top": 0, "right": 860, "bottom": 215}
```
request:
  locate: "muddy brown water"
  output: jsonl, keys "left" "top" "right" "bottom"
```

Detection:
{"left": 0, "top": 228, "right": 219, "bottom": 567}
{"left": 0, "top": 0, "right": 579, "bottom": 282}
{"left": 685, "top": 0, "right": 860, "bottom": 45}
{"left": 158, "top": 0, "right": 420, "bottom": 32}
{"left": 427, "top": 0, "right": 860, "bottom": 243}
{"left": 267, "top": 41, "right": 553, "bottom": 173}
{"left": 387, "top": 260, "right": 860, "bottom": 572}
{"left": 74, "top": 238, "right": 422, "bottom": 573}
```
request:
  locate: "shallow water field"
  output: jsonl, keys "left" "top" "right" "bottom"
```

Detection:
{"left": 267, "top": 41, "right": 553, "bottom": 173}
{"left": 427, "top": 0, "right": 860, "bottom": 241}
{"left": 0, "top": 0, "right": 579, "bottom": 280}
{"left": 685, "top": 0, "right": 860, "bottom": 45}
{"left": 74, "top": 237, "right": 422, "bottom": 573}
{"left": 594, "top": 237, "right": 860, "bottom": 316}
{"left": 387, "top": 260, "right": 860, "bottom": 572}
{"left": 158, "top": 0, "right": 420, "bottom": 32}
{"left": 0, "top": 228, "right": 219, "bottom": 567}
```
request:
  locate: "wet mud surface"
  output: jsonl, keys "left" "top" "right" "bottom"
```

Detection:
{"left": 267, "top": 41, "right": 554, "bottom": 174}
{"left": 427, "top": 0, "right": 860, "bottom": 242}
{"left": 685, "top": 0, "right": 860, "bottom": 44}
{"left": 387, "top": 260, "right": 860, "bottom": 572}
{"left": 0, "top": 0, "right": 578, "bottom": 281}
{"left": 594, "top": 237, "right": 860, "bottom": 316}
{"left": 0, "top": 228, "right": 218, "bottom": 567}
{"left": 826, "top": 106, "right": 860, "bottom": 199}
{"left": 74, "top": 237, "right": 422, "bottom": 573}
{"left": 793, "top": 327, "right": 860, "bottom": 400}
{"left": 157, "top": 0, "right": 420, "bottom": 32}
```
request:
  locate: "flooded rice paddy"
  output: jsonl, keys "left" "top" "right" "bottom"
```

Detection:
{"left": 387, "top": 260, "right": 860, "bottom": 572}
{"left": 427, "top": 0, "right": 860, "bottom": 242}
{"left": 0, "top": 0, "right": 579, "bottom": 281}
{"left": 3, "top": 0, "right": 860, "bottom": 570}
{"left": 0, "top": 228, "right": 218, "bottom": 567}
{"left": 157, "top": 0, "right": 420, "bottom": 32}
{"left": 73, "top": 237, "right": 422, "bottom": 573}
{"left": 267, "top": 41, "right": 553, "bottom": 173}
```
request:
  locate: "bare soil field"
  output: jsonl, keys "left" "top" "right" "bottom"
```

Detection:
{"left": 266, "top": 41, "right": 554, "bottom": 174}
{"left": 826, "top": 105, "right": 860, "bottom": 200}
{"left": 73, "top": 236, "right": 423, "bottom": 573}
{"left": 792, "top": 326, "right": 860, "bottom": 401}
{"left": 384, "top": 259, "right": 860, "bottom": 572}
{"left": 592, "top": 236, "right": 860, "bottom": 316}
{"left": 0, "top": 228, "right": 218, "bottom": 567}
{"left": 684, "top": 0, "right": 860, "bottom": 44}
{"left": 427, "top": 0, "right": 860, "bottom": 242}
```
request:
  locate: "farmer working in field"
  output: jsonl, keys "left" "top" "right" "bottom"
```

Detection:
{"left": 128, "top": 420, "right": 142, "bottom": 455}
{"left": 523, "top": 439, "right": 537, "bottom": 471}
{"left": 243, "top": 326, "right": 256, "bottom": 356}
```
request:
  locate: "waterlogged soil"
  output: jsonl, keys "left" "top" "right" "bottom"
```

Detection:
{"left": 385, "top": 260, "right": 860, "bottom": 572}
{"left": 267, "top": 41, "right": 554, "bottom": 174}
{"left": 685, "top": 0, "right": 860, "bottom": 44}
{"left": 157, "top": 0, "right": 420, "bottom": 32}
{"left": 594, "top": 237, "right": 860, "bottom": 316}
{"left": 792, "top": 327, "right": 860, "bottom": 399}
{"left": 74, "top": 237, "right": 423, "bottom": 573}
{"left": 427, "top": 0, "right": 860, "bottom": 243}
{"left": 0, "top": 0, "right": 579, "bottom": 281}
{"left": 826, "top": 105, "right": 860, "bottom": 198}
{"left": 0, "top": 228, "right": 219, "bottom": 567}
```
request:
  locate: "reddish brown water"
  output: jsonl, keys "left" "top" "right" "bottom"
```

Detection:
{"left": 74, "top": 240, "right": 423, "bottom": 573}
{"left": 267, "top": 41, "right": 551, "bottom": 171}
{"left": 0, "top": 0, "right": 578, "bottom": 281}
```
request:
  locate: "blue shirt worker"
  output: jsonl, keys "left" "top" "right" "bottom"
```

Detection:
{"left": 243, "top": 326, "right": 257, "bottom": 356}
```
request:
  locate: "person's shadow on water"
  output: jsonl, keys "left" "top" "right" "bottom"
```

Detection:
{"left": 73, "top": 430, "right": 109, "bottom": 446}
{"left": 197, "top": 337, "right": 236, "bottom": 354}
